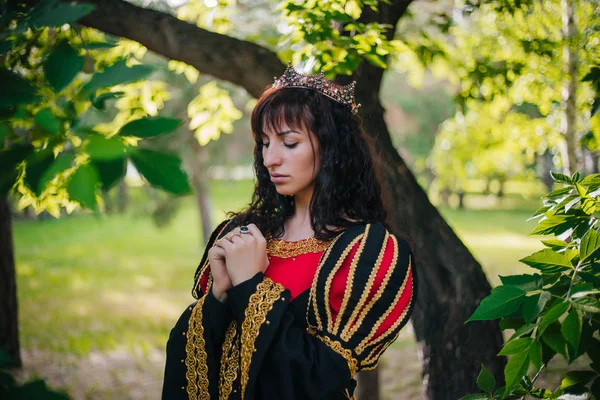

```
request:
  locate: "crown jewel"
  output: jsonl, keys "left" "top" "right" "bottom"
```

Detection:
{"left": 271, "top": 63, "right": 361, "bottom": 115}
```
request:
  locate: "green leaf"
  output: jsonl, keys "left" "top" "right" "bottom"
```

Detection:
{"left": 571, "top": 297, "right": 600, "bottom": 313}
{"left": 128, "top": 148, "right": 191, "bottom": 195}
{"left": 581, "top": 229, "right": 600, "bottom": 263}
{"left": 24, "top": 149, "right": 55, "bottom": 195}
{"left": 499, "top": 274, "right": 542, "bottom": 292}
{"left": 519, "top": 249, "right": 573, "bottom": 274}
{"left": 476, "top": 364, "right": 496, "bottom": 393}
{"left": 561, "top": 308, "right": 582, "bottom": 351}
{"left": 529, "top": 340, "right": 542, "bottom": 370}
{"left": 90, "top": 91, "right": 124, "bottom": 111}
{"left": 0, "top": 143, "right": 34, "bottom": 195}
{"left": 85, "top": 135, "right": 126, "bottom": 161}
{"left": 37, "top": 152, "right": 74, "bottom": 194}
{"left": 561, "top": 371, "right": 597, "bottom": 389}
{"left": 34, "top": 109, "right": 61, "bottom": 134}
{"left": 530, "top": 215, "right": 574, "bottom": 236}
{"left": 0, "top": 69, "right": 38, "bottom": 108}
{"left": 93, "top": 158, "right": 126, "bottom": 191}
{"left": 80, "top": 60, "right": 153, "bottom": 96}
{"left": 509, "top": 324, "right": 536, "bottom": 341}
{"left": 44, "top": 41, "right": 84, "bottom": 92}
{"left": 498, "top": 337, "right": 533, "bottom": 356}
{"left": 551, "top": 171, "right": 573, "bottom": 183}
{"left": 503, "top": 351, "right": 530, "bottom": 396}
{"left": 541, "top": 239, "right": 569, "bottom": 249}
{"left": 458, "top": 394, "right": 490, "bottom": 400}
{"left": 466, "top": 286, "right": 526, "bottom": 322}
{"left": 363, "top": 53, "right": 388, "bottom": 69}
{"left": 539, "top": 301, "right": 570, "bottom": 336}
{"left": 118, "top": 117, "right": 182, "bottom": 138}
{"left": 67, "top": 164, "right": 99, "bottom": 210}
{"left": 541, "top": 322, "right": 567, "bottom": 358}
{"left": 28, "top": 0, "right": 96, "bottom": 28}
{"left": 523, "top": 291, "right": 551, "bottom": 323}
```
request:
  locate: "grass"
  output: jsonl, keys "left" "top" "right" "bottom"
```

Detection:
{"left": 12, "top": 179, "right": 552, "bottom": 398}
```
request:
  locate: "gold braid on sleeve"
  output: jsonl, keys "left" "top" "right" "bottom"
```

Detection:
{"left": 306, "top": 327, "right": 359, "bottom": 377}
{"left": 185, "top": 295, "right": 210, "bottom": 399}
{"left": 239, "top": 277, "right": 285, "bottom": 400}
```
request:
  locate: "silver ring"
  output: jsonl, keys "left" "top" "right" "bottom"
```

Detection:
{"left": 239, "top": 225, "right": 251, "bottom": 234}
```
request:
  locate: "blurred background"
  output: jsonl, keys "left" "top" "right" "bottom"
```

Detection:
{"left": 1, "top": 0, "right": 599, "bottom": 398}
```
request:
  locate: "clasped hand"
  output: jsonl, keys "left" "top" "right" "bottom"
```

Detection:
{"left": 206, "top": 224, "right": 270, "bottom": 302}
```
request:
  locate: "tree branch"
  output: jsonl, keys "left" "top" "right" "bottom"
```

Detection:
{"left": 74, "top": 0, "right": 285, "bottom": 98}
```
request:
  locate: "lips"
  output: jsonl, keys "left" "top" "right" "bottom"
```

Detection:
{"left": 270, "top": 174, "right": 289, "bottom": 183}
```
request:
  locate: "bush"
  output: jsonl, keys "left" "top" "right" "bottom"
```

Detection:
{"left": 461, "top": 172, "right": 600, "bottom": 400}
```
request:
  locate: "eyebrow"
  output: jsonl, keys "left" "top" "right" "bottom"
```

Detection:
{"left": 261, "top": 129, "right": 299, "bottom": 137}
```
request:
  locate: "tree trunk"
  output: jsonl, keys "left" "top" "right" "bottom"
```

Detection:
{"left": 188, "top": 132, "right": 214, "bottom": 246}
{"left": 356, "top": 369, "right": 380, "bottom": 400}
{"left": 0, "top": 196, "right": 21, "bottom": 368}
{"left": 117, "top": 180, "right": 128, "bottom": 213}
{"left": 354, "top": 57, "right": 506, "bottom": 399}
{"left": 561, "top": 0, "right": 578, "bottom": 175}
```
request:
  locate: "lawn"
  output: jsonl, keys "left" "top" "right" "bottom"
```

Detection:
{"left": 12, "top": 180, "right": 551, "bottom": 399}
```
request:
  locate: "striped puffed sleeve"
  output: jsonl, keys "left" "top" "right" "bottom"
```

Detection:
{"left": 307, "top": 221, "right": 416, "bottom": 372}
{"left": 222, "top": 222, "right": 416, "bottom": 400}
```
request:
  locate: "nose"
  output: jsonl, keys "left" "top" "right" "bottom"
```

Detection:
{"left": 263, "top": 144, "right": 282, "bottom": 169}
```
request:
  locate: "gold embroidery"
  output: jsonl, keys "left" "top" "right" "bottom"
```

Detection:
{"left": 240, "top": 277, "right": 285, "bottom": 399}
{"left": 342, "top": 231, "right": 389, "bottom": 341}
{"left": 185, "top": 295, "right": 210, "bottom": 399}
{"left": 266, "top": 236, "right": 332, "bottom": 258}
{"left": 308, "top": 235, "right": 341, "bottom": 331}
{"left": 356, "top": 255, "right": 412, "bottom": 354}
{"left": 219, "top": 321, "right": 239, "bottom": 400}
{"left": 307, "top": 327, "right": 359, "bottom": 377}
{"left": 324, "top": 235, "right": 364, "bottom": 333}
{"left": 333, "top": 225, "right": 370, "bottom": 335}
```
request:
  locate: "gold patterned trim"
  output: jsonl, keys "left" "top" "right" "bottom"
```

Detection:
{"left": 185, "top": 295, "right": 210, "bottom": 399}
{"left": 266, "top": 236, "right": 332, "bottom": 258}
{"left": 324, "top": 235, "right": 364, "bottom": 333}
{"left": 356, "top": 255, "right": 413, "bottom": 354}
{"left": 240, "top": 277, "right": 286, "bottom": 400}
{"left": 341, "top": 231, "right": 389, "bottom": 341}
{"left": 307, "top": 327, "right": 359, "bottom": 377}
{"left": 308, "top": 234, "right": 342, "bottom": 331}
{"left": 333, "top": 225, "right": 370, "bottom": 335}
{"left": 219, "top": 321, "right": 239, "bottom": 400}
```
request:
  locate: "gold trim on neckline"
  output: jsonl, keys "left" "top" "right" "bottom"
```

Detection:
{"left": 267, "top": 236, "right": 332, "bottom": 258}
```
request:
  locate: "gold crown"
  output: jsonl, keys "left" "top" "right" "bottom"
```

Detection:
{"left": 271, "top": 63, "right": 361, "bottom": 115}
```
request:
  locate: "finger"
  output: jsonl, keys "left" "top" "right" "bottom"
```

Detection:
{"left": 217, "top": 237, "right": 233, "bottom": 251}
{"left": 245, "top": 224, "right": 265, "bottom": 241}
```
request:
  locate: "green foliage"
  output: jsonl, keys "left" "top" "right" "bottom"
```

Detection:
{"left": 277, "top": 0, "right": 405, "bottom": 76}
{"left": 461, "top": 172, "right": 600, "bottom": 399}
{"left": 0, "top": 0, "right": 189, "bottom": 217}
{"left": 399, "top": 0, "right": 600, "bottom": 188}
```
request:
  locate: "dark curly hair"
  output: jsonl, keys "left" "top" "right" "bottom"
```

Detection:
{"left": 226, "top": 86, "right": 387, "bottom": 241}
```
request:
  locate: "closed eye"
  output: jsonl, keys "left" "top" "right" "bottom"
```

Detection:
{"left": 262, "top": 143, "right": 298, "bottom": 149}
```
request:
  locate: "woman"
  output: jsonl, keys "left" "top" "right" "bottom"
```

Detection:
{"left": 162, "top": 64, "right": 417, "bottom": 400}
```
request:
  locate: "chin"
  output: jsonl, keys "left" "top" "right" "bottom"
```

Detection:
{"left": 275, "top": 187, "right": 296, "bottom": 196}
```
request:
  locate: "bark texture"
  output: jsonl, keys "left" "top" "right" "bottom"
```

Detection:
{"left": 0, "top": 196, "right": 21, "bottom": 368}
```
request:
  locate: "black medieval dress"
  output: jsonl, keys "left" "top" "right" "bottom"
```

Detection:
{"left": 162, "top": 219, "right": 417, "bottom": 400}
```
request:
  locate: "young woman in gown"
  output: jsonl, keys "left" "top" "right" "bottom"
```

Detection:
{"left": 161, "top": 65, "right": 417, "bottom": 400}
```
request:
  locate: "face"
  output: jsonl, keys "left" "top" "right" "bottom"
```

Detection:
{"left": 260, "top": 121, "right": 320, "bottom": 198}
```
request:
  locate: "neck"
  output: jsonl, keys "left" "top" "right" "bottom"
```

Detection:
{"left": 282, "top": 186, "right": 314, "bottom": 240}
